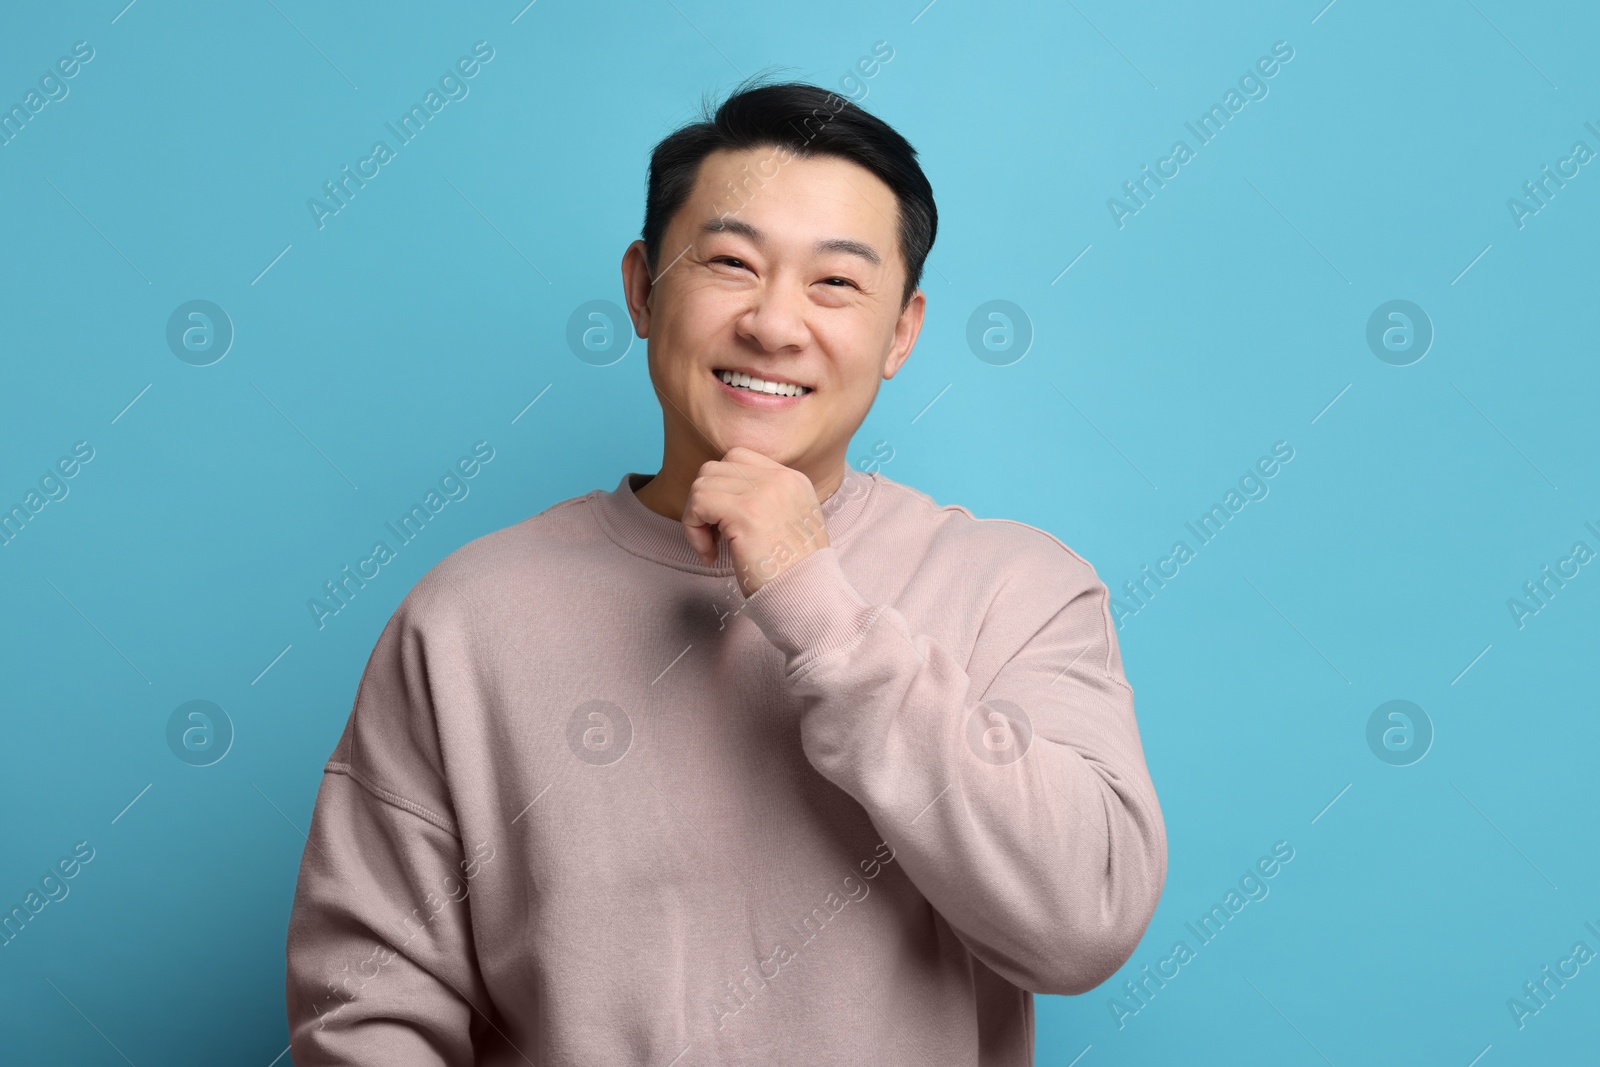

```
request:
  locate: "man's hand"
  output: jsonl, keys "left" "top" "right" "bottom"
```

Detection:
{"left": 683, "top": 446, "right": 831, "bottom": 596}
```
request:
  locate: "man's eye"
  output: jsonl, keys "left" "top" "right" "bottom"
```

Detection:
{"left": 821, "top": 277, "right": 857, "bottom": 289}
{"left": 711, "top": 256, "right": 747, "bottom": 269}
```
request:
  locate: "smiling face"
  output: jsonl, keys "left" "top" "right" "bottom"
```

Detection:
{"left": 621, "top": 146, "right": 925, "bottom": 498}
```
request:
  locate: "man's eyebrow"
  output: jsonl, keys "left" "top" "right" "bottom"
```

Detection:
{"left": 700, "top": 217, "right": 881, "bottom": 266}
{"left": 815, "top": 236, "right": 881, "bottom": 266}
{"left": 701, "top": 216, "right": 760, "bottom": 242}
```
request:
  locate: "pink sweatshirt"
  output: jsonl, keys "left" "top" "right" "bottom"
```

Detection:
{"left": 285, "top": 464, "right": 1166, "bottom": 1065}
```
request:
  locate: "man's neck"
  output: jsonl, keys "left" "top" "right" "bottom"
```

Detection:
{"left": 633, "top": 455, "right": 848, "bottom": 522}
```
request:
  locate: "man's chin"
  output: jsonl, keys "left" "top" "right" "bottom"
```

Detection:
{"left": 712, "top": 427, "right": 803, "bottom": 465}
{"left": 724, "top": 440, "right": 795, "bottom": 463}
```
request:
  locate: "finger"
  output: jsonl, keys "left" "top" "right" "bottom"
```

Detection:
{"left": 698, "top": 459, "right": 760, "bottom": 490}
{"left": 681, "top": 491, "right": 728, "bottom": 566}
{"left": 689, "top": 472, "right": 759, "bottom": 499}
{"left": 683, "top": 517, "right": 719, "bottom": 566}
{"left": 721, "top": 445, "right": 781, "bottom": 468}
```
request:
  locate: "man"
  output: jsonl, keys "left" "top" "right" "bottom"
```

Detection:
{"left": 285, "top": 79, "right": 1166, "bottom": 1065}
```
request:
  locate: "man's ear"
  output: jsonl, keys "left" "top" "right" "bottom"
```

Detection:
{"left": 621, "top": 240, "right": 654, "bottom": 337}
{"left": 882, "top": 287, "right": 926, "bottom": 381}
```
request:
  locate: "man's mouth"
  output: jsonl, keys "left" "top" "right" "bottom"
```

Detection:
{"left": 713, "top": 369, "right": 813, "bottom": 397}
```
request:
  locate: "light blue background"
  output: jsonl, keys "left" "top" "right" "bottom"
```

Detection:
{"left": 2, "top": 1, "right": 1596, "bottom": 1063}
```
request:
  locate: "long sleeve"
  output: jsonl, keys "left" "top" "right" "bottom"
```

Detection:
{"left": 740, "top": 540, "right": 1167, "bottom": 996}
{"left": 285, "top": 577, "right": 497, "bottom": 1063}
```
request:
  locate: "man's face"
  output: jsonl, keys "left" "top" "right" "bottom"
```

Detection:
{"left": 623, "top": 146, "right": 924, "bottom": 476}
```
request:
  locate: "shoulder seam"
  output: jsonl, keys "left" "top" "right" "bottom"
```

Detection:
{"left": 976, "top": 515, "right": 1126, "bottom": 690}
{"left": 983, "top": 516, "right": 1096, "bottom": 570}
{"left": 325, "top": 760, "right": 461, "bottom": 837}
{"left": 878, "top": 482, "right": 1098, "bottom": 565}
{"left": 877, "top": 480, "right": 1131, "bottom": 693}
{"left": 541, "top": 493, "right": 594, "bottom": 516}
{"left": 1087, "top": 582, "right": 1133, "bottom": 695}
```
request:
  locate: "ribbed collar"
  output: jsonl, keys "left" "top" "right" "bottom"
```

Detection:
{"left": 591, "top": 462, "right": 878, "bottom": 573}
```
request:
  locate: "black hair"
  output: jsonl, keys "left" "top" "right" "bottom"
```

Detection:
{"left": 642, "top": 76, "right": 937, "bottom": 309}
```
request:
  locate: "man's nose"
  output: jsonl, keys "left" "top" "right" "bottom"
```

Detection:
{"left": 736, "top": 278, "right": 810, "bottom": 352}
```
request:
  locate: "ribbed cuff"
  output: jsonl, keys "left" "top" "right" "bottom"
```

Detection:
{"left": 741, "top": 546, "right": 879, "bottom": 667}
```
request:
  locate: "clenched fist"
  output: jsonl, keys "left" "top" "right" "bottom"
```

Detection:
{"left": 682, "top": 447, "right": 831, "bottom": 596}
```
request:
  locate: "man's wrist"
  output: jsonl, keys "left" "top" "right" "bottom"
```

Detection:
{"left": 740, "top": 546, "right": 878, "bottom": 666}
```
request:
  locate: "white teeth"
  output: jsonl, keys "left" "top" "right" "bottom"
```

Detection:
{"left": 717, "top": 370, "right": 810, "bottom": 396}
